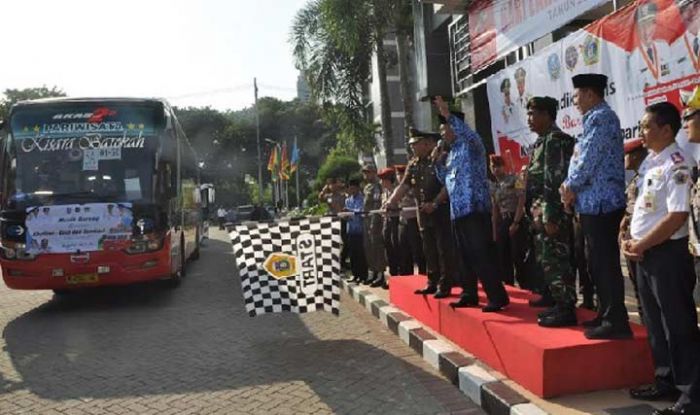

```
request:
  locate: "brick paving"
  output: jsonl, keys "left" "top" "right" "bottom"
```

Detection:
{"left": 0, "top": 228, "right": 482, "bottom": 415}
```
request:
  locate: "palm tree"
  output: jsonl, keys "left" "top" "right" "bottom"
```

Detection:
{"left": 291, "top": 0, "right": 403, "bottom": 163}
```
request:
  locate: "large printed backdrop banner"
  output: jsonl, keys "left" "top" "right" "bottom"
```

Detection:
{"left": 230, "top": 216, "right": 341, "bottom": 317}
{"left": 487, "top": 0, "right": 700, "bottom": 173}
{"left": 469, "top": 0, "right": 607, "bottom": 73}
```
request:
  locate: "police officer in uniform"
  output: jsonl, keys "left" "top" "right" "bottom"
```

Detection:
{"left": 618, "top": 137, "right": 647, "bottom": 321}
{"left": 387, "top": 129, "right": 462, "bottom": 301}
{"left": 379, "top": 167, "right": 401, "bottom": 281}
{"left": 524, "top": 97, "right": 577, "bottom": 327}
{"left": 624, "top": 102, "right": 700, "bottom": 415}
{"left": 395, "top": 164, "right": 426, "bottom": 275}
{"left": 362, "top": 163, "right": 388, "bottom": 288}
{"left": 489, "top": 155, "right": 527, "bottom": 286}
{"left": 685, "top": 87, "right": 700, "bottom": 306}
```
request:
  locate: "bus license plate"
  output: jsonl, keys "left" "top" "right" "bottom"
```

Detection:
{"left": 66, "top": 273, "right": 99, "bottom": 284}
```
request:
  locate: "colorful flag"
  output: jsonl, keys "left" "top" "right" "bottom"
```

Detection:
{"left": 279, "top": 143, "right": 290, "bottom": 180}
{"left": 289, "top": 143, "right": 300, "bottom": 173}
{"left": 267, "top": 145, "right": 277, "bottom": 172}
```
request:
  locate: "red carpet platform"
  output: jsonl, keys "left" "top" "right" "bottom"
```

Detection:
{"left": 389, "top": 275, "right": 654, "bottom": 398}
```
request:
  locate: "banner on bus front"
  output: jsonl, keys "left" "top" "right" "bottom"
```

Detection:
{"left": 25, "top": 203, "right": 133, "bottom": 254}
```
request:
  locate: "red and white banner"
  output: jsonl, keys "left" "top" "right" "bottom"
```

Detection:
{"left": 469, "top": 0, "right": 607, "bottom": 73}
{"left": 486, "top": 0, "right": 700, "bottom": 173}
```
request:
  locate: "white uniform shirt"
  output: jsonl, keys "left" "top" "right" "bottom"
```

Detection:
{"left": 631, "top": 142, "right": 692, "bottom": 241}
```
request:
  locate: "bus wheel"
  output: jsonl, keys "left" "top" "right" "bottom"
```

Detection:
{"left": 192, "top": 232, "right": 200, "bottom": 261}
{"left": 167, "top": 244, "right": 186, "bottom": 288}
{"left": 52, "top": 289, "right": 72, "bottom": 297}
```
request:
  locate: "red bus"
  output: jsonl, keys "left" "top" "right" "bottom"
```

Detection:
{"left": 0, "top": 98, "right": 205, "bottom": 293}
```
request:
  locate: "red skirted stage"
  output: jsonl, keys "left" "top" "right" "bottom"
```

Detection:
{"left": 389, "top": 276, "right": 654, "bottom": 398}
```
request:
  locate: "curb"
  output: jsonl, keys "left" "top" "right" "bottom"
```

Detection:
{"left": 342, "top": 279, "right": 550, "bottom": 415}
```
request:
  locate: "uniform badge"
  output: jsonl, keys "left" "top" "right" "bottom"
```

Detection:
{"left": 673, "top": 170, "right": 689, "bottom": 185}
{"left": 547, "top": 53, "right": 561, "bottom": 80}
{"left": 565, "top": 46, "right": 579, "bottom": 71}
{"left": 671, "top": 152, "right": 685, "bottom": 164}
{"left": 583, "top": 36, "right": 600, "bottom": 66}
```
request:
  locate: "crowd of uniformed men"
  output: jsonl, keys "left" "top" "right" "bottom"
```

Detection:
{"left": 317, "top": 74, "right": 700, "bottom": 415}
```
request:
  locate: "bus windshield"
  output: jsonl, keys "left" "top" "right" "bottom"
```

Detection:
{"left": 7, "top": 103, "right": 164, "bottom": 209}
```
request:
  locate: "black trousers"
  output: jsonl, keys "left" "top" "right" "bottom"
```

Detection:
{"left": 495, "top": 214, "right": 528, "bottom": 287}
{"left": 452, "top": 212, "right": 509, "bottom": 304}
{"left": 636, "top": 238, "right": 700, "bottom": 405}
{"left": 340, "top": 219, "right": 349, "bottom": 267}
{"left": 383, "top": 216, "right": 401, "bottom": 276}
{"left": 399, "top": 218, "right": 426, "bottom": 275}
{"left": 580, "top": 209, "right": 629, "bottom": 326}
{"left": 572, "top": 216, "right": 594, "bottom": 301}
{"left": 346, "top": 233, "right": 368, "bottom": 281}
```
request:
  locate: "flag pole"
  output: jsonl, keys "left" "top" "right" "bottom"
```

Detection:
{"left": 295, "top": 136, "right": 300, "bottom": 209}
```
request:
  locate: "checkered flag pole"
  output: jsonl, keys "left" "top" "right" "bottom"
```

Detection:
{"left": 230, "top": 216, "right": 342, "bottom": 317}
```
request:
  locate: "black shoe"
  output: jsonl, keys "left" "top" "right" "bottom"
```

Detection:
{"left": 433, "top": 290, "right": 451, "bottom": 299}
{"left": 538, "top": 307, "right": 577, "bottom": 328}
{"left": 581, "top": 316, "right": 603, "bottom": 328}
{"left": 529, "top": 295, "right": 555, "bottom": 308}
{"left": 449, "top": 297, "right": 479, "bottom": 308}
{"left": 629, "top": 384, "right": 680, "bottom": 402}
{"left": 584, "top": 323, "right": 633, "bottom": 340}
{"left": 369, "top": 279, "right": 385, "bottom": 288}
{"left": 348, "top": 276, "right": 362, "bottom": 284}
{"left": 482, "top": 300, "right": 509, "bottom": 313}
{"left": 538, "top": 305, "right": 560, "bottom": 319}
{"left": 652, "top": 403, "right": 700, "bottom": 414}
{"left": 415, "top": 286, "right": 438, "bottom": 295}
{"left": 381, "top": 281, "right": 389, "bottom": 290}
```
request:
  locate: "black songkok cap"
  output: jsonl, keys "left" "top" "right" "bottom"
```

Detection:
{"left": 527, "top": 96, "right": 559, "bottom": 119}
{"left": 437, "top": 111, "right": 466, "bottom": 125}
{"left": 572, "top": 74, "right": 608, "bottom": 90}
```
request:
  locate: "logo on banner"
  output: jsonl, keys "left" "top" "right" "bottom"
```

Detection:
{"left": 548, "top": 53, "right": 562, "bottom": 80}
{"left": 261, "top": 233, "right": 321, "bottom": 295}
{"left": 583, "top": 36, "right": 600, "bottom": 66}
{"left": 565, "top": 46, "right": 579, "bottom": 71}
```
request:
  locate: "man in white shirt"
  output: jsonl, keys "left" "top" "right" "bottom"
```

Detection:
{"left": 624, "top": 102, "right": 700, "bottom": 415}
{"left": 217, "top": 207, "right": 227, "bottom": 230}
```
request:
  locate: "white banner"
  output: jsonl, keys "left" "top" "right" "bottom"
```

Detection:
{"left": 486, "top": 0, "right": 700, "bottom": 173}
{"left": 469, "top": 0, "right": 607, "bottom": 72}
{"left": 25, "top": 203, "right": 133, "bottom": 254}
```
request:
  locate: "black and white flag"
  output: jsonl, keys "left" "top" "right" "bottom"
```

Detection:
{"left": 230, "top": 216, "right": 342, "bottom": 317}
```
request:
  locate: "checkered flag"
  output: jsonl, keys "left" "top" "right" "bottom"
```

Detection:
{"left": 230, "top": 216, "right": 342, "bottom": 317}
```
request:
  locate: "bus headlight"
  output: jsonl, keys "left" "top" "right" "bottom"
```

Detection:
{"left": 125, "top": 235, "right": 164, "bottom": 254}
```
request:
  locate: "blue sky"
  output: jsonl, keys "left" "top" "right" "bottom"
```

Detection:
{"left": 0, "top": 0, "right": 309, "bottom": 111}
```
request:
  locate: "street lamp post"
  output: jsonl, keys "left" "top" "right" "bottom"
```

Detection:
{"left": 254, "top": 78, "right": 263, "bottom": 201}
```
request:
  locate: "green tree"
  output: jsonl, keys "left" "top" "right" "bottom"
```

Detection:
{"left": 0, "top": 86, "right": 66, "bottom": 121}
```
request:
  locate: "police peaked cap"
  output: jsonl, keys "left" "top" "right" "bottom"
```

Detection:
{"left": 572, "top": 74, "right": 608, "bottom": 90}
{"left": 527, "top": 96, "right": 559, "bottom": 118}
{"left": 624, "top": 138, "right": 645, "bottom": 154}
{"left": 408, "top": 128, "right": 441, "bottom": 144}
{"left": 437, "top": 111, "right": 466, "bottom": 125}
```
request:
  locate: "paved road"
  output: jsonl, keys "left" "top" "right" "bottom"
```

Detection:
{"left": 0, "top": 228, "right": 481, "bottom": 415}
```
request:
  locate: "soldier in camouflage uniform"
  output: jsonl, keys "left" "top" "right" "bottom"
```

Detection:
{"left": 362, "top": 163, "right": 388, "bottom": 288}
{"left": 524, "top": 97, "right": 578, "bottom": 327}
{"left": 617, "top": 137, "right": 647, "bottom": 320}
